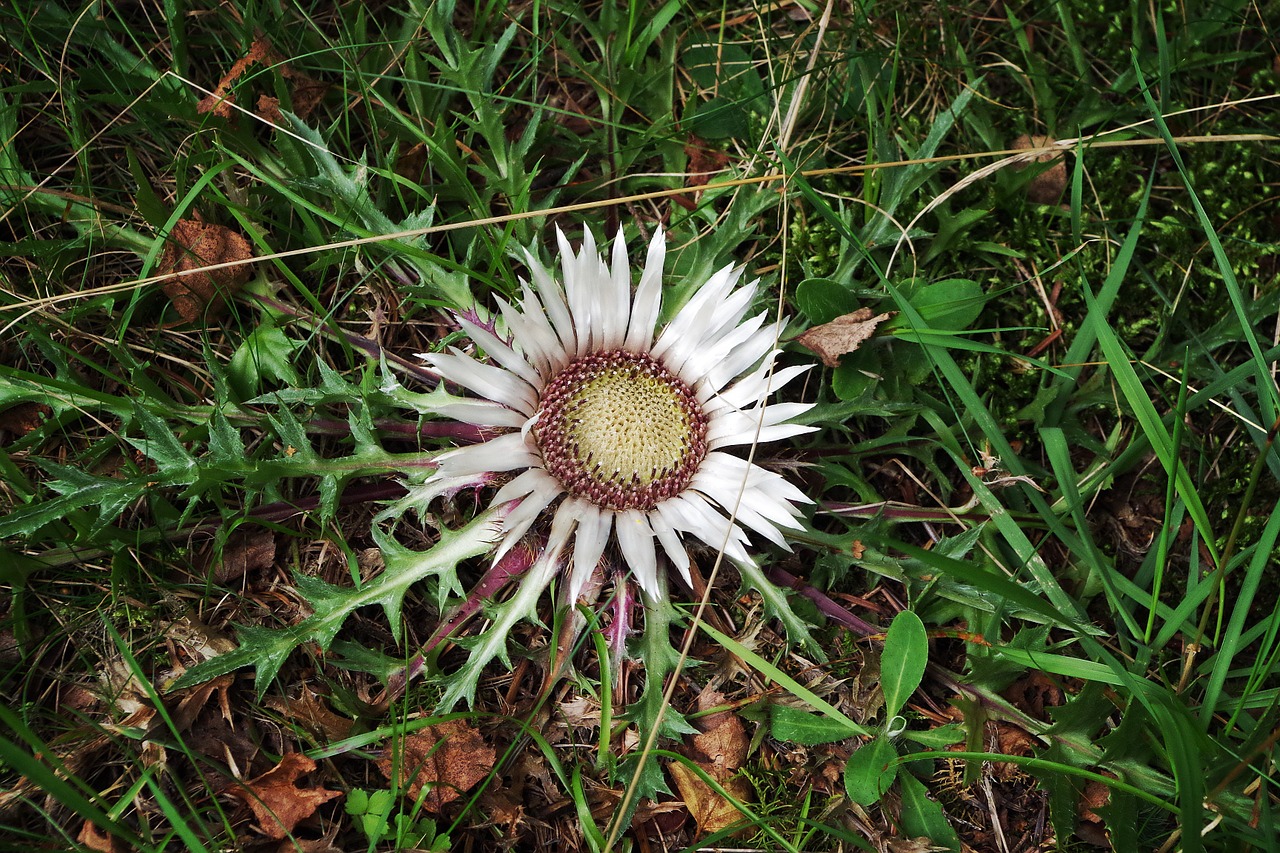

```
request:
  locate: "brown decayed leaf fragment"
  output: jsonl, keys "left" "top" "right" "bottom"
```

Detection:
{"left": 1076, "top": 776, "right": 1115, "bottom": 847}
{"left": 377, "top": 719, "right": 496, "bottom": 814}
{"left": 257, "top": 94, "right": 284, "bottom": 125}
{"left": 676, "top": 137, "right": 731, "bottom": 210}
{"left": 208, "top": 527, "right": 276, "bottom": 584}
{"left": 265, "top": 685, "right": 354, "bottom": 743}
{"left": 796, "top": 308, "right": 893, "bottom": 368}
{"left": 198, "top": 39, "right": 277, "bottom": 119}
{"left": 669, "top": 689, "right": 754, "bottom": 836}
{"left": 228, "top": 753, "right": 342, "bottom": 840}
{"left": 689, "top": 690, "right": 749, "bottom": 774}
{"left": 77, "top": 821, "right": 126, "bottom": 853}
{"left": 670, "top": 761, "right": 754, "bottom": 837}
{"left": 159, "top": 218, "right": 253, "bottom": 323}
{"left": 198, "top": 37, "right": 327, "bottom": 122}
{"left": 0, "top": 401, "right": 51, "bottom": 440}
{"left": 1013, "top": 134, "right": 1067, "bottom": 203}
{"left": 286, "top": 73, "right": 329, "bottom": 118}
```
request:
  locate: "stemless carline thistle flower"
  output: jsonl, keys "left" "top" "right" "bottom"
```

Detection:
{"left": 421, "top": 228, "right": 815, "bottom": 603}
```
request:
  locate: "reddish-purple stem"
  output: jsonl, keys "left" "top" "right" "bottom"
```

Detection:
{"left": 764, "top": 565, "right": 882, "bottom": 637}
{"left": 605, "top": 569, "right": 636, "bottom": 662}
{"left": 253, "top": 294, "right": 440, "bottom": 386}
{"left": 421, "top": 537, "right": 542, "bottom": 657}
{"left": 307, "top": 417, "right": 498, "bottom": 444}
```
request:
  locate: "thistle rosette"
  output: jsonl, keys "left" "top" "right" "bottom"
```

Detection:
{"left": 411, "top": 227, "right": 818, "bottom": 708}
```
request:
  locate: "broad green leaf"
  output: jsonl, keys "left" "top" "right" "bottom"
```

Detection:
{"left": 686, "top": 96, "right": 749, "bottom": 140}
{"left": 795, "top": 277, "right": 858, "bottom": 325}
{"left": 770, "top": 705, "right": 861, "bottom": 745}
{"left": 843, "top": 736, "right": 897, "bottom": 805}
{"left": 892, "top": 278, "right": 985, "bottom": 332}
{"left": 228, "top": 321, "right": 303, "bottom": 398}
{"left": 832, "top": 350, "right": 883, "bottom": 400}
{"left": 897, "top": 772, "right": 961, "bottom": 851}
{"left": 881, "top": 610, "right": 928, "bottom": 719}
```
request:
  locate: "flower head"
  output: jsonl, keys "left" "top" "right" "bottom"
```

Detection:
{"left": 421, "top": 228, "right": 814, "bottom": 602}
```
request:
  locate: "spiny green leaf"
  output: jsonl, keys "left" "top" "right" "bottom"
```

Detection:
{"left": 262, "top": 408, "right": 317, "bottom": 462}
{"left": 732, "top": 555, "right": 821, "bottom": 657}
{"left": 125, "top": 403, "right": 197, "bottom": 474}
{"left": 435, "top": 551, "right": 558, "bottom": 711}
{"left": 622, "top": 589, "right": 698, "bottom": 742}
{"left": 171, "top": 510, "right": 499, "bottom": 695}
{"left": 318, "top": 473, "right": 340, "bottom": 524}
{"left": 0, "top": 464, "right": 146, "bottom": 538}
{"left": 293, "top": 573, "right": 352, "bottom": 649}
{"left": 377, "top": 525, "right": 467, "bottom": 613}
{"left": 207, "top": 408, "right": 246, "bottom": 462}
{"left": 244, "top": 359, "right": 363, "bottom": 407}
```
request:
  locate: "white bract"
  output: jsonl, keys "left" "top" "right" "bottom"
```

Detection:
{"left": 420, "top": 228, "right": 815, "bottom": 602}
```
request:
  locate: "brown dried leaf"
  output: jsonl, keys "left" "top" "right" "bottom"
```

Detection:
{"left": 395, "top": 142, "right": 430, "bottom": 183}
{"left": 273, "top": 835, "right": 345, "bottom": 850}
{"left": 690, "top": 689, "right": 748, "bottom": 777}
{"left": 211, "top": 527, "right": 276, "bottom": 584}
{"left": 159, "top": 218, "right": 253, "bottom": 323}
{"left": 546, "top": 77, "right": 599, "bottom": 135}
{"left": 885, "top": 839, "right": 949, "bottom": 852}
{"left": 0, "top": 628, "right": 21, "bottom": 665}
{"left": 477, "top": 785, "right": 525, "bottom": 835}
{"left": 0, "top": 401, "right": 51, "bottom": 440}
{"left": 376, "top": 719, "right": 495, "bottom": 814}
{"left": 285, "top": 72, "right": 328, "bottom": 118}
{"left": 1076, "top": 776, "right": 1115, "bottom": 846}
{"left": 677, "top": 138, "right": 731, "bottom": 210}
{"left": 1003, "top": 670, "right": 1064, "bottom": 722}
{"left": 265, "top": 685, "right": 354, "bottom": 742}
{"left": 1013, "top": 134, "right": 1067, "bottom": 203}
{"left": 558, "top": 694, "right": 602, "bottom": 729}
{"left": 169, "top": 674, "right": 235, "bottom": 734}
{"left": 797, "top": 308, "right": 892, "bottom": 368}
{"left": 198, "top": 38, "right": 279, "bottom": 119}
{"left": 166, "top": 613, "right": 238, "bottom": 663}
{"left": 187, "top": 704, "right": 260, "bottom": 781}
{"left": 198, "top": 37, "right": 326, "bottom": 123}
{"left": 668, "top": 761, "right": 754, "bottom": 837}
{"left": 275, "top": 839, "right": 345, "bottom": 853}
{"left": 668, "top": 690, "right": 754, "bottom": 836}
{"left": 257, "top": 94, "right": 283, "bottom": 125}
{"left": 78, "top": 821, "right": 126, "bottom": 853}
{"left": 229, "top": 753, "right": 342, "bottom": 840}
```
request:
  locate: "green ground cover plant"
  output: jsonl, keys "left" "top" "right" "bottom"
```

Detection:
{"left": 1, "top": 0, "right": 1278, "bottom": 850}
